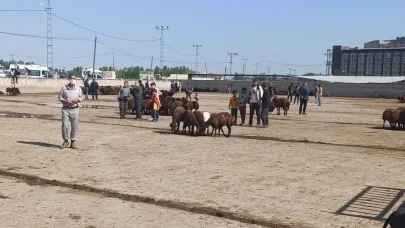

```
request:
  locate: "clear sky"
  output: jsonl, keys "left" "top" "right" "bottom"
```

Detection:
{"left": 1, "top": 0, "right": 405, "bottom": 75}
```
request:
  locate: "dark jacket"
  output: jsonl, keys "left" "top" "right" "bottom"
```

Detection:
{"left": 89, "top": 81, "right": 99, "bottom": 94}
{"left": 268, "top": 86, "right": 276, "bottom": 97}
{"left": 298, "top": 86, "right": 309, "bottom": 101}
{"left": 140, "top": 83, "right": 146, "bottom": 98}
{"left": 84, "top": 79, "right": 89, "bottom": 88}
{"left": 132, "top": 85, "right": 143, "bottom": 98}
{"left": 295, "top": 85, "right": 300, "bottom": 95}
{"left": 261, "top": 88, "right": 271, "bottom": 108}
{"left": 288, "top": 85, "right": 294, "bottom": 94}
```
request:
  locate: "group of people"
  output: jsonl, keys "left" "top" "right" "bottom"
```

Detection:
{"left": 117, "top": 80, "right": 162, "bottom": 121}
{"left": 228, "top": 79, "right": 312, "bottom": 128}
{"left": 83, "top": 78, "right": 100, "bottom": 100}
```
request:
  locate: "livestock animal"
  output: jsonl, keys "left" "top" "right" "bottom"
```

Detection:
{"left": 391, "top": 108, "right": 405, "bottom": 128}
{"left": 6, "top": 87, "right": 21, "bottom": 96}
{"left": 383, "top": 210, "right": 405, "bottom": 228}
{"left": 397, "top": 94, "right": 405, "bottom": 103}
{"left": 170, "top": 106, "right": 186, "bottom": 134}
{"left": 193, "top": 111, "right": 210, "bottom": 136}
{"left": 382, "top": 109, "right": 394, "bottom": 128}
{"left": 206, "top": 112, "right": 233, "bottom": 137}
{"left": 127, "top": 99, "right": 135, "bottom": 114}
{"left": 182, "top": 110, "right": 200, "bottom": 136}
{"left": 192, "top": 101, "right": 200, "bottom": 110}
{"left": 142, "top": 99, "right": 152, "bottom": 114}
{"left": 272, "top": 96, "right": 290, "bottom": 115}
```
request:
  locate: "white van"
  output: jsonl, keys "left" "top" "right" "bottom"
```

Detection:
{"left": 8, "top": 64, "right": 52, "bottom": 78}
{"left": 82, "top": 68, "right": 103, "bottom": 80}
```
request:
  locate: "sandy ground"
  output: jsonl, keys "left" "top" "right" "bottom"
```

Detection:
{"left": 0, "top": 92, "right": 405, "bottom": 228}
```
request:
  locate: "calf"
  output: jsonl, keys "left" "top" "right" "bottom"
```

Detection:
{"left": 273, "top": 96, "right": 290, "bottom": 115}
{"left": 382, "top": 109, "right": 394, "bottom": 128}
{"left": 207, "top": 112, "right": 233, "bottom": 137}
{"left": 193, "top": 111, "right": 210, "bottom": 136}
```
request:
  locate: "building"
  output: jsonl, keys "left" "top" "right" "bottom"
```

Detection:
{"left": 332, "top": 37, "right": 405, "bottom": 76}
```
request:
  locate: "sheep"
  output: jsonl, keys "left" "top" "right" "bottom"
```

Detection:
{"left": 193, "top": 111, "right": 210, "bottom": 136}
{"left": 391, "top": 108, "right": 405, "bottom": 128}
{"left": 383, "top": 210, "right": 405, "bottom": 228}
{"left": 6, "top": 87, "right": 21, "bottom": 96}
{"left": 142, "top": 99, "right": 152, "bottom": 114}
{"left": 272, "top": 96, "right": 290, "bottom": 115}
{"left": 170, "top": 106, "right": 186, "bottom": 134}
{"left": 182, "top": 110, "right": 200, "bottom": 136}
{"left": 170, "top": 101, "right": 184, "bottom": 113}
{"left": 206, "top": 112, "right": 232, "bottom": 137}
{"left": 192, "top": 101, "right": 200, "bottom": 110}
{"left": 382, "top": 109, "right": 394, "bottom": 128}
{"left": 127, "top": 98, "right": 135, "bottom": 114}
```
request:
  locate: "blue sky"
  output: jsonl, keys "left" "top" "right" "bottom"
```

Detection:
{"left": 1, "top": 0, "right": 405, "bottom": 75}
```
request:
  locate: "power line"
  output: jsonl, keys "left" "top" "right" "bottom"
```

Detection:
{"left": 52, "top": 13, "right": 159, "bottom": 42}
{"left": 0, "top": 31, "right": 92, "bottom": 41}
{"left": 0, "top": 9, "right": 46, "bottom": 12}
{"left": 12, "top": 52, "right": 113, "bottom": 59}
{"left": 267, "top": 60, "right": 323, "bottom": 67}
{"left": 198, "top": 54, "right": 228, "bottom": 64}
{"left": 97, "top": 41, "right": 152, "bottom": 59}
{"left": 163, "top": 41, "right": 193, "bottom": 56}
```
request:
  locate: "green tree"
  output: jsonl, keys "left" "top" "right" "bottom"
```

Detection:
{"left": 335, "top": 69, "right": 347, "bottom": 76}
{"left": 303, "top": 72, "right": 316, "bottom": 76}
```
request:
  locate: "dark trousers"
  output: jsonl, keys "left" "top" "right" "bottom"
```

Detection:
{"left": 152, "top": 110, "right": 159, "bottom": 120}
{"left": 261, "top": 106, "right": 269, "bottom": 126}
{"left": 249, "top": 102, "right": 261, "bottom": 125}
{"left": 231, "top": 108, "right": 238, "bottom": 124}
{"left": 294, "top": 94, "right": 299, "bottom": 104}
{"left": 135, "top": 97, "right": 143, "bottom": 118}
{"left": 92, "top": 95, "right": 98, "bottom": 100}
{"left": 119, "top": 101, "right": 128, "bottom": 118}
{"left": 239, "top": 106, "right": 247, "bottom": 124}
{"left": 287, "top": 93, "right": 293, "bottom": 103}
{"left": 299, "top": 99, "right": 308, "bottom": 114}
{"left": 186, "top": 91, "right": 192, "bottom": 100}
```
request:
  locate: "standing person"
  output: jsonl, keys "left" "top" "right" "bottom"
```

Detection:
{"left": 84, "top": 78, "right": 90, "bottom": 100}
{"left": 89, "top": 79, "right": 99, "bottom": 100}
{"left": 185, "top": 82, "right": 193, "bottom": 100}
{"left": 287, "top": 82, "right": 294, "bottom": 103}
{"left": 58, "top": 75, "right": 83, "bottom": 149}
{"left": 261, "top": 83, "right": 271, "bottom": 128}
{"left": 227, "top": 84, "right": 232, "bottom": 93}
{"left": 117, "top": 81, "right": 132, "bottom": 119}
{"left": 298, "top": 82, "right": 309, "bottom": 115}
{"left": 132, "top": 80, "right": 143, "bottom": 119}
{"left": 13, "top": 65, "right": 21, "bottom": 84}
{"left": 145, "top": 80, "right": 150, "bottom": 89}
{"left": 294, "top": 83, "right": 300, "bottom": 105}
{"left": 150, "top": 89, "right": 161, "bottom": 122}
{"left": 170, "top": 81, "right": 175, "bottom": 93}
{"left": 229, "top": 90, "right": 239, "bottom": 124}
{"left": 314, "top": 84, "right": 319, "bottom": 106}
{"left": 174, "top": 81, "right": 179, "bottom": 93}
{"left": 248, "top": 79, "right": 263, "bottom": 127}
{"left": 139, "top": 80, "right": 146, "bottom": 99}
{"left": 318, "top": 84, "right": 323, "bottom": 106}
{"left": 268, "top": 82, "right": 277, "bottom": 114}
{"left": 238, "top": 87, "right": 249, "bottom": 126}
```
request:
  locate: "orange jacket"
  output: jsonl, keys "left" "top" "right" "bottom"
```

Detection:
{"left": 152, "top": 94, "right": 161, "bottom": 110}
{"left": 318, "top": 87, "right": 323, "bottom": 96}
{"left": 229, "top": 95, "right": 239, "bottom": 109}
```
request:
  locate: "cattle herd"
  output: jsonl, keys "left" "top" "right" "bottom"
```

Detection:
{"left": 382, "top": 107, "right": 405, "bottom": 129}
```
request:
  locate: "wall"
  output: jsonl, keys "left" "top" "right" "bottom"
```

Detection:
{"left": 0, "top": 78, "right": 171, "bottom": 93}
{"left": 186, "top": 80, "right": 405, "bottom": 98}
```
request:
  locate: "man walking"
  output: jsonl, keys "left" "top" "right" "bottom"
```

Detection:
{"left": 89, "top": 79, "right": 99, "bottom": 100}
{"left": 293, "top": 83, "right": 300, "bottom": 105}
{"left": 287, "top": 82, "right": 294, "bottom": 103}
{"left": 248, "top": 79, "right": 263, "bottom": 127}
{"left": 238, "top": 87, "right": 249, "bottom": 126}
{"left": 261, "top": 83, "right": 271, "bottom": 128}
{"left": 298, "top": 82, "right": 309, "bottom": 115}
{"left": 84, "top": 78, "right": 90, "bottom": 100}
{"left": 58, "top": 75, "right": 83, "bottom": 149}
{"left": 117, "top": 81, "right": 131, "bottom": 119}
{"left": 133, "top": 80, "right": 143, "bottom": 119}
{"left": 314, "top": 84, "right": 319, "bottom": 106}
{"left": 318, "top": 84, "right": 323, "bottom": 106}
{"left": 185, "top": 82, "right": 193, "bottom": 100}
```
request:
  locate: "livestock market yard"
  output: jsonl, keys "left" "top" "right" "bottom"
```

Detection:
{"left": 0, "top": 92, "right": 405, "bottom": 228}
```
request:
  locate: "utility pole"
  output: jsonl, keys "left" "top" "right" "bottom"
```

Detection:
{"left": 228, "top": 52, "right": 238, "bottom": 75}
{"left": 92, "top": 36, "right": 97, "bottom": 78}
{"left": 294, "top": 69, "right": 296, "bottom": 76}
{"left": 242, "top": 58, "right": 248, "bottom": 75}
{"left": 156, "top": 26, "right": 169, "bottom": 77}
{"left": 45, "top": 0, "right": 53, "bottom": 77}
{"left": 193, "top": 44, "right": 202, "bottom": 73}
{"left": 150, "top": 56, "right": 154, "bottom": 80}
{"left": 325, "top": 49, "right": 332, "bottom": 75}
{"left": 254, "top": 63, "right": 260, "bottom": 75}
{"left": 266, "top": 61, "right": 272, "bottom": 75}
{"left": 11, "top": 54, "right": 14, "bottom": 63}
{"left": 288, "top": 68, "right": 292, "bottom": 76}
{"left": 205, "top": 62, "right": 207, "bottom": 74}
{"left": 112, "top": 52, "right": 115, "bottom": 70}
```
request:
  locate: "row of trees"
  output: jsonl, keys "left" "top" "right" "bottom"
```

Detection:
{"left": 0, "top": 59, "right": 196, "bottom": 79}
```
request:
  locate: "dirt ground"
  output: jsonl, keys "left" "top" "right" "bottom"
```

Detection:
{"left": 0, "top": 92, "right": 405, "bottom": 228}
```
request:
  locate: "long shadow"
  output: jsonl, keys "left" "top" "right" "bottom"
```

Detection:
{"left": 17, "top": 141, "right": 59, "bottom": 148}
{"left": 0, "top": 169, "right": 299, "bottom": 228}
{"left": 369, "top": 126, "right": 405, "bottom": 131}
{"left": 335, "top": 186, "right": 405, "bottom": 221}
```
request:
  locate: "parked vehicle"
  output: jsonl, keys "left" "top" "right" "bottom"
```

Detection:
{"left": 8, "top": 64, "right": 53, "bottom": 78}
{"left": 82, "top": 68, "right": 104, "bottom": 80}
